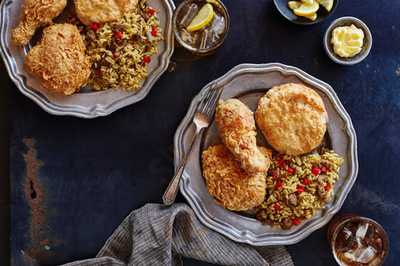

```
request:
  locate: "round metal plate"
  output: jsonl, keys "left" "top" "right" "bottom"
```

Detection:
{"left": 174, "top": 63, "right": 358, "bottom": 246}
{"left": 0, "top": 0, "right": 175, "bottom": 118}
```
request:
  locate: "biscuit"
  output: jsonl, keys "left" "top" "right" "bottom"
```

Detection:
{"left": 255, "top": 83, "right": 328, "bottom": 155}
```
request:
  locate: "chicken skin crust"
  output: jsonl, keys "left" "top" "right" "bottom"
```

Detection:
{"left": 215, "top": 99, "right": 271, "bottom": 175}
{"left": 202, "top": 145, "right": 272, "bottom": 211}
{"left": 24, "top": 24, "right": 91, "bottom": 95}
{"left": 255, "top": 83, "right": 328, "bottom": 156}
{"left": 12, "top": 0, "right": 67, "bottom": 46}
{"left": 75, "top": 0, "right": 138, "bottom": 25}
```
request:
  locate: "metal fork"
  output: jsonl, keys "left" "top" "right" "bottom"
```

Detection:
{"left": 162, "top": 85, "right": 222, "bottom": 205}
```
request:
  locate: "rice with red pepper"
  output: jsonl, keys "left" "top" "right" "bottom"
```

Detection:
{"left": 82, "top": 0, "right": 162, "bottom": 91}
{"left": 256, "top": 150, "right": 343, "bottom": 229}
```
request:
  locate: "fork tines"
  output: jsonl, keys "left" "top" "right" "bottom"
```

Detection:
{"left": 197, "top": 85, "right": 222, "bottom": 118}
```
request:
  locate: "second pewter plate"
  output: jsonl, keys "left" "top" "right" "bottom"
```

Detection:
{"left": 0, "top": 0, "right": 174, "bottom": 118}
{"left": 174, "top": 63, "right": 358, "bottom": 246}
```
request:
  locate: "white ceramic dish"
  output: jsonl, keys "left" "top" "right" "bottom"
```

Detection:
{"left": 0, "top": 0, "right": 175, "bottom": 118}
{"left": 174, "top": 63, "right": 358, "bottom": 246}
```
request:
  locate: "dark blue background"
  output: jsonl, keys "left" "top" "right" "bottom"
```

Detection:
{"left": 6, "top": 0, "right": 400, "bottom": 265}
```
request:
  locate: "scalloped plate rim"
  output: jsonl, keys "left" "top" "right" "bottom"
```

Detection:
{"left": 174, "top": 62, "right": 358, "bottom": 246}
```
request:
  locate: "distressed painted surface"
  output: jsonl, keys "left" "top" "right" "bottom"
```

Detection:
{"left": 22, "top": 139, "right": 48, "bottom": 260}
{"left": 9, "top": 0, "right": 400, "bottom": 265}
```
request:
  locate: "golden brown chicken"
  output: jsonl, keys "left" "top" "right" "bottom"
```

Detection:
{"left": 12, "top": 0, "right": 67, "bottom": 46}
{"left": 25, "top": 24, "right": 91, "bottom": 95}
{"left": 202, "top": 145, "right": 272, "bottom": 211}
{"left": 75, "top": 0, "right": 138, "bottom": 25}
{"left": 215, "top": 99, "right": 271, "bottom": 175}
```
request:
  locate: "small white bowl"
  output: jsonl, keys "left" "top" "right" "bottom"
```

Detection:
{"left": 324, "top": 17, "right": 372, "bottom": 65}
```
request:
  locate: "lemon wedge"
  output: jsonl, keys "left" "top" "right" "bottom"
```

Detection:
{"left": 301, "top": 0, "right": 314, "bottom": 5}
{"left": 288, "top": 1, "right": 301, "bottom": 10}
{"left": 317, "top": 0, "right": 334, "bottom": 11}
{"left": 304, "top": 12, "right": 317, "bottom": 21}
{"left": 187, "top": 3, "right": 215, "bottom": 32}
{"left": 293, "top": 1, "right": 319, "bottom": 16}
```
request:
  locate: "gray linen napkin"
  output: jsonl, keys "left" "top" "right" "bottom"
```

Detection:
{"left": 63, "top": 203, "right": 293, "bottom": 266}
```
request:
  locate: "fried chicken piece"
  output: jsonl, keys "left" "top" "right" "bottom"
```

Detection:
{"left": 25, "top": 24, "right": 91, "bottom": 95}
{"left": 202, "top": 145, "right": 272, "bottom": 211}
{"left": 215, "top": 99, "right": 271, "bottom": 175}
{"left": 12, "top": 0, "right": 67, "bottom": 46}
{"left": 74, "top": 0, "right": 138, "bottom": 25}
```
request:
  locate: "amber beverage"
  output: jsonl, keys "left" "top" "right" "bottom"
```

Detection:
{"left": 173, "top": 0, "right": 230, "bottom": 55}
{"left": 327, "top": 214, "right": 389, "bottom": 266}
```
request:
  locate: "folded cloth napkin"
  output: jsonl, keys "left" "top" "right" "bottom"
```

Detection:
{"left": 63, "top": 203, "right": 293, "bottom": 266}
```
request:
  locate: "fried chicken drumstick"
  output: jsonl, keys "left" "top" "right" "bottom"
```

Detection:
{"left": 12, "top": 0, "right": 67, "bottom": 46}
{"left": 215, "top": 99, "right": 271, "bottom": 174}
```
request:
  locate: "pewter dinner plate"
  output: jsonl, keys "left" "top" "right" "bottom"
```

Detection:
{"left": 174, "top": 63, "right": 358, "bottom": 246}
{"left": 0, "top": 0, "right": 174, "bottom": 118}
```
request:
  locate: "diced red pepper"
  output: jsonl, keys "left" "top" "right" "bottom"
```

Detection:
{"left": 312, "top": 166, "right": 321, "bottom": 176}
{"left": 273, "top": 202, "right": 281, "bottom": 211}
{"left": 275, "top": 181, "right": 283, "bottom": 190}
{"left": 287, "top": 167, "right": 295, "bottom": 175}
{"left": 143, "top": 55, "right": 151, "bottom": 64}
{"left": 302, "top": 178, "right": 311, "bottom": 186}
{"left": 95, "top": 68, "right": 102, "bottom": 76}
{"left": 324, "top": 183, "right": 331, "bottom": 191}
{"left": 292, "top": 218, "right": 301, "bottom": 225}
{"left": 296, "top": 185, "right": 305, "bottom": 193}
{"left": 90, "top": 22, "right": 100, "bottom": 31}
{"left": 151, "top": 26, "right": 158, "bottom": 37}
{"left": 146, "top": 7, "right": 156, "bottom": 16}
{"left": 114, "top": 31, "right": 124, "bottom": 41}
{"left": 113, "top": 52, "right": 119, "bottom": 59}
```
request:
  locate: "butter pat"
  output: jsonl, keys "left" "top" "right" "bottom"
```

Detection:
{"left": 331, "top": 24, "right": 364, "bottom": 58}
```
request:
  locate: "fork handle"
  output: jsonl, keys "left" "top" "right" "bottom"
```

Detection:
{"left": 162, "top": 128, "right": 201, "bottom": 205}
{"left": 162, "top": 160, "right": 186, "bottom": 205}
